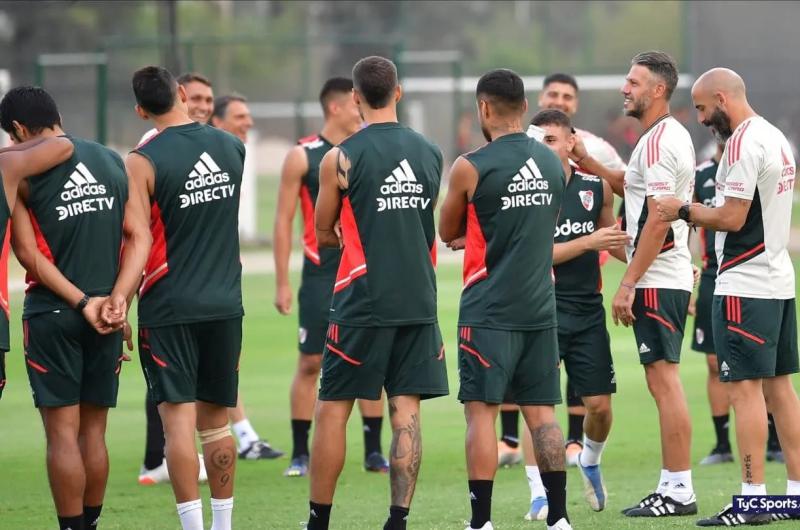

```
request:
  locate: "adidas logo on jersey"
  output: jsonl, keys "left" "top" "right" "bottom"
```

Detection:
{"left": 501, "top": 158, "right": 552, "bottom": 210}
{"left": 57, "top": 162, "right": 114, "bottom": 221}
{"left": 554, "top": 219, "right": 595, "bottom": 238}
{"left": 639, "top": 343, "right": 651, "bottom": 354}
{"left": 376, "top": 159, "right": 430, "bottom": 212}
{"left": 179, "top": 152, "right": 236, "bottom": 209}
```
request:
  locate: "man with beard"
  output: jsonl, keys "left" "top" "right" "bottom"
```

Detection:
{"left": 658, "top": 68, "right": 800, "bottom": 526}
{"left": 570, "top": 51, "right": 697, "bottom": 518}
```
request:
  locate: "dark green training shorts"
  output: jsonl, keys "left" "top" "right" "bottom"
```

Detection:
{"left": 692, "top": 273, "right": 716, "bottom": 353}
{"left": 558, "top": 305, "right": 616, "bottom": 397}
{"left": 139, "top": 317, "right": 242, "bottom": 407}
{"left": 632, "top": 288, "right": 690, "bottom": 365}
{"left": 24, "top": 311, "right": 123, "bottom": 408}
{"left": 318, "top": 322, "right": 449, "bottom": 401}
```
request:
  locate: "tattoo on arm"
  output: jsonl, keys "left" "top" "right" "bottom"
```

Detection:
{"left": 531, "top": 422, "right": 566, "bottom": 472}
{"left": 388, "top": 399, "right": 422, "bottom": 507}
{"left": 336, "top": 149, "right": 349, "bottom": 190}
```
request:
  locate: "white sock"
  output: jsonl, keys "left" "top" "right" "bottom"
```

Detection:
{"left": 668, "top": 470, "right": 694, "bottom": 500}
{"left": 526, "top": 465, "right": 546, "bottom": 501}
{"left": 210, "top": 497, "right": 234, "bottom": 530}
{"left": 656, "top": 469, "right": 670, "bottom": 494}
{"left": 580, "top": 436, "right": 606, "bottom": 466}
{"left": 176, "top": 499, "right": 204, "bottom": 530}
{"left": 742, "top": 483, "right": 767, "bottom": 496}
{"left": 232, "top": 419, "right": 259, "bottom": 451}
{"left": 787, "top": 480, "right": 800, "bottom": 495}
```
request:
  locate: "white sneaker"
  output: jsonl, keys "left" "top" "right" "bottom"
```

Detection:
{"left": 547, "top": 518, "right": 573, "bottom": 530}
{"left": 197, "top": 454, "right": 208, "bottom": 483}
{"left": 138, "top": 459, "right": 170, "bottom": 485}
{"left": 465, "top": 522, "right": 493, "bottom": 530}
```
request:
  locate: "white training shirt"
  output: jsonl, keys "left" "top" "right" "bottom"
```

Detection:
{"left": 623, "top": 116, "right": 695, "bottom": 292}
{"left": 576, "top": 128, "right": 627, "bottom": 171}
{"left": 714, "top": 116, "right": 796, "bottom": 299}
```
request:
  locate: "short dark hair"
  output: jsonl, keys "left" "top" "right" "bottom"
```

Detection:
{"left": 0, "top": 86, "right": 61, "bottom": 138}
{"left": 476, "top": 68, "right": 526, "bottom": 115}
{"left": 132, "top": 66, "right": 178, "bottom": 116}
{"left": 176, "top": 72, "right": 212, "bottom": 88}
{"left": 211, "top": 94, "right": 247, "bottom": 122}
{"left": 319, "top": 77, "right": 353, "bottom": 116}
{"left": 352, "top": 56, "right": 398, "bottom": 109}
{"left": 543, "top": 73, "right": 578, "bottom": 92}
{"left": 530, "top": 108, "right": 572, "bottom": 130}
{"left": 631, "top": 51, "right": 678, "bottom": 100}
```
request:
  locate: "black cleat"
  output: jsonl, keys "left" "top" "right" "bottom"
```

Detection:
{"left": 772, "top": 512, "right": 800, "bottom": 521}
{"left": 621, "top": 492, "right": 661, "bottom": 515}
{"left": 238, "top": 439, "right": 285, "bottom": 460}
{"left": 626, "top": 493, "right": 698, "bottom": 517}
{"left": 697, "top": 503, "right": 771, "bottom": 526}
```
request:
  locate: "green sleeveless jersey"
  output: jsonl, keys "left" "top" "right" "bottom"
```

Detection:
{"left": 553, "top": 168, "right": 605, "bottom": 313}
{"left": 298, "top": 134, "right": 341, "bottom": 276}
{"left": 23, "top": 137, "right": 127, "bottom": 319}
{"left": 694, "top": 158, "right": 719, "bottom": 276}
{"left": 332, "top": 122, "right": 442, "bottom": 326}
{"left": 460, "top": 132, "right": 565, "bottom": 330}
{"left": 0, "top": 177, "right": 10, "bottom": 351}
{"left": 134, "top": 122, "right": 245, "bottom": 327}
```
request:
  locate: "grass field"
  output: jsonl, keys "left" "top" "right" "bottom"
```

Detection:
{"left": 1, "top": 260, "right": 798, "bottom": 529}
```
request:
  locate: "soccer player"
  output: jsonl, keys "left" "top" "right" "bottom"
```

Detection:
{"left": 692, "top": 140, "right": 734, "bottom": 465}
{"left": 570, "top": 51, "right": 697, "bottom": 517}
{"left": 499, "top": 72, "right": 628, "bottom": 468}
{"left": 0, "top": 118, "right": 74, "bottom": 404}
{"left": 274, "top": 77, "right": 388, "bottom": 478}
{"left": 517, "top": 109, "right": 628, "bottom": 521}
{"left": 305, "top": 56, "right": 448, "bottom": 530}
{"left": 207, "top": 93, "right": 285, "bottom": 461}
{"left": 657, "top": 68, "right": 800, "bottom": 526}
{"left": 1, "top": 86, "right": 147, "bottom": 530}
{"left": 439, "top": 69, "right": 570, "bottom": 530}
{"left": 124, "top": 66, "right": 245, "bottom": 530}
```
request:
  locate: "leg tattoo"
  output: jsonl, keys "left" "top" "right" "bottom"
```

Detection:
{"left": 389, "top": 401, "right": 422, "bottom": 507}
{"left": 210, "top": 446, "right": 236, "bottom": 487}
{"left": 532, "top": 422, "right": 565, "bottom": 472}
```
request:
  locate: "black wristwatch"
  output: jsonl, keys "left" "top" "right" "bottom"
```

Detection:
{"left": 76, "top": 294, "right": 90, "bottom": 311}
{"left": 678, "top": 203, "right": 692, "bottom": 223}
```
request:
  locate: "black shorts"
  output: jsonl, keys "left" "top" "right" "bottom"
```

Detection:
{"left": 0, "top": 349, "right": 6, "bottom": 400}
{"left": 298, "top": 261, "right": 335, "bottom": 355}
{"left": 692, "top": 274, "right": 716, "bottom": 353}
{"left": 139, "top": 317, "right": 242, "bottom": 407}
{"left": 318, "top": 323, "right": 449, "bottom": 401}
{"left": 24, "top": 311, "right": 123, "bottom": 408}
{"left": 713, "top": 296, "right": 799, "bottom": 382}
{"left": 558, "top": 306, "right": 616, "bottom": 397}
{"left": 458, "top": 326, "right": 561, "bottom": 406}
{"left": 632, "top": 288, "right": 690, "bottom": 364}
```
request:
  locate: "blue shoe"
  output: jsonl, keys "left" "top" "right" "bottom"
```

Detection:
{"left": 283, "top": 455, "right": 309, "bottom": 477}
{"left": 578, "top": 453, "right": 607, "bottom": 511}
{"left": 364, "top": 452, "right": 390, "bottom": 473}
{"left": 524, "top": 496, "right": 549, "bottom": 521}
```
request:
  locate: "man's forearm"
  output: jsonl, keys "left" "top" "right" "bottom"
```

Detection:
{"left": 577, "top": 156, "right": 626, "bottom": 196}
{"left": 688, "top": 203, "right": 744, "bottom": 232}
{"left": 316, "top": 228, "right": 339, "bottom": 248}
{"left": 553, "top": 238, "right": 591, "bottom": 265}
{"left": 112, "top": 232, "right": 152, "bottom": 302}
{"left": 622, "top": 222, "right": 669, "bottom": 285}
{"left": 273, "top": 221, "right": 292, "bottom": 287}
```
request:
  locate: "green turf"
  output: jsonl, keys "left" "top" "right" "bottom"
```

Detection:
{"left": 1, "top": 260, "right": 797, "bottom": 529}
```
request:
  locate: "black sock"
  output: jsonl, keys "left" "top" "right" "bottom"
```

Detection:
{"left": 567, "top": 413, "right": 584, "bottom": 444}
{"left": 767, "top": 413, "right": 782, "bottom": 450}
{"left": 307, "top": 501, "right": 331, "bottom": 530}
{"left": 383, "top": 505, "right": 409, "bottom": 530}
{"left": 540, "top": 471, "right": 569, "bottom": 526}
{"left": 58, "top": 514, "right": 84, "bottom": 530}
{"left": 363, "top": 416, "right": 384, "bottom": 456}
{"left": 292, "top": 419, "right": 312, "bottom": 459}
{"left": 143, "top": 396, "right": 165, "bottom": 470}
{"left": 712, "top": 414, "right": 731, "bottom": 451}
{"left": 83, "top": 505, "right": 102, "bottom": 529}
{"left": 499, "top": 410, "right": 519, "bottom": 448}
{"left": 468, "top": 480, "right": 493, "bottom": 528}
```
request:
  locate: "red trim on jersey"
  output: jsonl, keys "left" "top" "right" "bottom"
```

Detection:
{"left": 25, "top": 211, "right": 56, "bottom": 294}
{"left": 333, "top": 197, "right": 367, "bottom": 293}
{"left": 140, "top": 202, "right": 169, "bottom": 296}
{"left": 660, "top": 241, "right": 675, "bottom": 252}
{"left": 299, "top": 184, "right": 320, "bottom": 265}
{"left": 0, "top": 221, "right": 9, "bottom": 318}
{"left": 297, "top": 134, "right": 320, "bottom": 146}
{"left": 459, "top": 343, "right": 491, "bottom": 368}
{"left": 326, "top": 343, "right": 362, "bottom": 365}
{"left": 647, "top": 122, "right": 667, "bottom": 168}
{"left": 645, "top": 311, "right": 675, "bottom": 332}
{"left": 719, "top": 242, "right": 765, "bottom": 273}
{"left": 430, "top": 240, "right": 437, "bottom": 268}
{"left": 462, "top": 203, "right": 488, "bottom": 289}
{"left": 728, "top": 120, "right": 752, "bottom": 165}
{"left": 727, "top": 324, "right": 764, "bottom": 344}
